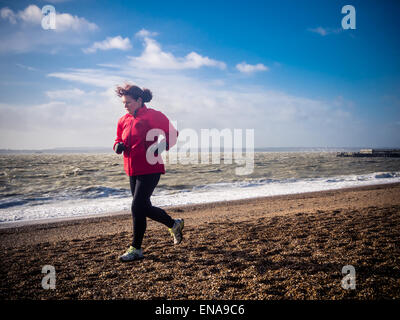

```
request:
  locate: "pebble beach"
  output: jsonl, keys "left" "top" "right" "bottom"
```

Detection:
{"left": 1, "top": 183, "right": 399, "bottom": 300}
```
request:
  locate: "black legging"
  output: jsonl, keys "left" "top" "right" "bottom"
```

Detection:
{"left": 130, "top": 173, "right": 175, "bottom": 249}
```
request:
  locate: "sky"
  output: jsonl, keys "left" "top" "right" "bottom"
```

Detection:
{"left": 0, "top": 0, "right": 399, "bottom": 149}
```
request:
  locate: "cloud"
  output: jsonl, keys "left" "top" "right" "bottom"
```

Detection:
{"left": 43, "top": 62, "right": 361, "bottom": 148}
{"left": 16, "top": 63, "right": 37, "bottom": 71}
{"left": 83, "top": 36, "right": 132, "bottom": 53}
{"left": 0, "top": 4, "right": 98, "bottom": 53}
{"left": 0, "top": 29, "right": 370, "bottom": 149}
{"left": 45, "top": 88, "right": 86, "bottom": 99}
{"left": 236, "top": 62, "right": 268, "bottom": 73}
{"left": 1, "top": 7, "right": 17, "bottom": 24}
{"left": 17, "top": 4, "right": 42, "bottom": 24}
{"left": 0, "top": 5, "right": 98, "bottom": 32}
{"left": 135, "top": 28, "right": 158, "bottom": 38}
{"left": 0, "top": 87, "right": 122, "bottom": 149}
{"left": 128, "top": 32, "right": 226, "bottom": 70}
{"left": 2, "top": 56, "right": 367, "bottom": 149}
{"left": 308, "top": 27, "right": 342, "bottom": 36}
{"left": 54, "top": 12, "right": 98, "bottom": 32}
{"left": 1, "top": 5, "right": 41, "bottom": 25}
{"left": 48, "top": 68, "right": 126, "bottom": 88}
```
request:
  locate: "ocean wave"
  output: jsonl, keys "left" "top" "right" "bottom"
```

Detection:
{"left": 0, "top": 199, "right": 30, "bottom": 209}
{"left": 175, "top": 172, "right": 400, "bottom": 193}
{"left": 157, "top": 171, "right": 400, "bottom": 200}
{"left": 1, "top": 171, "right": 400, "bottom": 224}
{"left": 0, "top": 186, "right": 131, "bottom": 209}
{"left": 375, "top": 172, "right": 399, "bottom": 179}
{"left": 79, "top": 186, "right": 129, "bottom": 199}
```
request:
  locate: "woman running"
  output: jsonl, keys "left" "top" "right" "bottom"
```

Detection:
{"left": 113, "top": 84, "right": 183, "bottom": 262}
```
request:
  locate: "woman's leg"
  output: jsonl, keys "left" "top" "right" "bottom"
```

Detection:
{"left": 129, "top": 175, "right": 146, "bottom": 249}
{"left": 130, "top": 173, "right": 175, "bottom": 249}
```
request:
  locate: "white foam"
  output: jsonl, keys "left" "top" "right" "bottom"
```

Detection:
{"left": 1, "top": 171, "right": 399, "bottom": 224}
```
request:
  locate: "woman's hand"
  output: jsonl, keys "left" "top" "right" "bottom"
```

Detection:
{"left": 114, "top": 142, "right": 125, "bottom": 154}
{"left": 148, "top": 139, "right": 167, "bottom": 157}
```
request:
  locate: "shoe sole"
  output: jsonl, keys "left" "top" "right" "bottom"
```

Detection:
{"left": 119, "top": 256, "right": 144, "bottom": 262}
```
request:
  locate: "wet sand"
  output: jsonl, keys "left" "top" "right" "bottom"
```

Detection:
{"left": 1, "top": 183, "right": 400, "bottom": 300}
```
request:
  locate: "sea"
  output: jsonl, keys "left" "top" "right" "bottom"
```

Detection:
{"left": 1, "top": 148, "right": 400, "bottom": 225}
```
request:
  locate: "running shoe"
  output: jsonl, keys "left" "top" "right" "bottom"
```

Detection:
{"left": 119, "top": 246, "right": 144, "bottom": 262}
{"left": 169, "top": 218, "right": 184, "bottom": 245}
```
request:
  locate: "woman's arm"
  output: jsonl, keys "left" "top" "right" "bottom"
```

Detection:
{"left": 153, "top": 111, "right": 178, "bottom": 152}
{"left": 113, "top": 119, "right": 125, "bottom": 154}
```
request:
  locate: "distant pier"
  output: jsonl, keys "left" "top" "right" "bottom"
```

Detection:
{"left": 337, "top": 149, "right": 400, "bottom": 158}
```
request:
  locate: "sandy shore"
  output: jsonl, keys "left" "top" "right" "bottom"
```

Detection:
{"left": 1, "top": 183, "right": 400, "bottom": 299}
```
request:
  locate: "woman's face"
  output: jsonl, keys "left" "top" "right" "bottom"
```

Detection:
{"left": 122, "top": 95, "right": 142, "bottom": 115}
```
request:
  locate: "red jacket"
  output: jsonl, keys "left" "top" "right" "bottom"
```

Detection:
{"left": 114, "top": 104, "right": 178, "bottom": 176}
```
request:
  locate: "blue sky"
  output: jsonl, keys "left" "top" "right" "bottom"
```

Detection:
{"left": 0, "top": 0, "right": 399, "bottom": 149}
